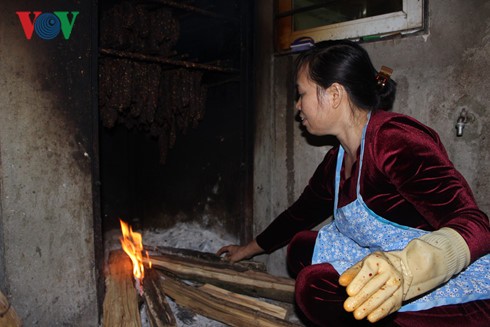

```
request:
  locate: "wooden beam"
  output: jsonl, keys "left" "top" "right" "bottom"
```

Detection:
{"left": 103, "top": 250, "right": 142, "bottom": 327}
{"left": 149, "top": 245, "right": 267, "bottom": 272}
{"left": 156, "top": 271, "right": 301, "bottom": 327}
{"left": 146, "top": 251, "right": 295, "bottom": 303}
{"left": 142, "top": 269, "right": 177, "bottom": 327}
{"left": 198, "top": 283, "right": 288, "bottom": 320}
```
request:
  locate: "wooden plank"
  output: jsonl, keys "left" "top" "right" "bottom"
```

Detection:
{"left": 102, "top": 250, "right": 142, "bottom": 327}
{"left": 147, "top": 253, "right": 295, "bottom": 303}
{"left": 157, "top": 271, "right": 301, "bottom": 327}
{"left": 198, "top": 284, "right": 288, "bottom": 320}
{"left": 149, "top": 245, "right": 267, "bottom": 272}
{"left": 142, "top": 269, "right": 176, "bottom": 327}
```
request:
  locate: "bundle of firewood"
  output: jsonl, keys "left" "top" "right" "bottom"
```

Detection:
{"left": 102, "top": 247, "right": 302, "bottom": 327}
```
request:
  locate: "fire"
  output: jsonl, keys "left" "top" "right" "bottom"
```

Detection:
{"left": 119, "top": 219, "right": 147, "bottom": 287}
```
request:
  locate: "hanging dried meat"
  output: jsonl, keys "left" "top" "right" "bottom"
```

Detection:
{"left": 99, "top": 1, "right": 209, "bottom": 164}
{"left": 100, "top": 1, "right": 179, "bottom": 55}
{"left": 99, "top": 57, "right": 133, "bottom": 128}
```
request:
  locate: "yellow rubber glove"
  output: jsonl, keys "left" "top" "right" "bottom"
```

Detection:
{"left": 338, "top": 228, "right": 470, "bottom": 323}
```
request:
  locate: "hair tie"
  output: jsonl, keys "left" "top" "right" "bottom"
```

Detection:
{"left": 375, "top": 66, "right": 393, "bottom": 88}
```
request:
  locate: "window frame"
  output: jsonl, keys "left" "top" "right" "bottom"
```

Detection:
{"left": 276, "top": 0, "right": 425, "bottom": 51}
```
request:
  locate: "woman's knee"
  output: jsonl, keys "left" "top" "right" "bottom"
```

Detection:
{"left": 287, "top": 231, "right": 318, "bottom": 276}
{"left": 294, "top": 264, "right": 360, "bottom": 326}
{"left": 295, "top": 265, "right": 317, "bottom": 304}
{"left": 295, "top": 263, "right": 341, "bottom": 303}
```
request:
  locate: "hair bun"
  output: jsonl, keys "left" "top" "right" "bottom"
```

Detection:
{"left": 375, "top": 66, "right": 393, "bottom": 89}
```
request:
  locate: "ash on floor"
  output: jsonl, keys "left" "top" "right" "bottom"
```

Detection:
{"left": 138, "top": 222, "right": 236, "bottom": 326}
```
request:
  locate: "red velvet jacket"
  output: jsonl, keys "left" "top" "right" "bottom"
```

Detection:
{"left": 256, "top": 110, "right": 489, "bottom": 263}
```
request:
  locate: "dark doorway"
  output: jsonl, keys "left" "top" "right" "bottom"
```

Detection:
{"left": 98, "top": 0, "right": 254, "bottom": 244}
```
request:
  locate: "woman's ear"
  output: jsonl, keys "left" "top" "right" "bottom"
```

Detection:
{"left": 328, "top": 83, "right": 344, "bottom": 109}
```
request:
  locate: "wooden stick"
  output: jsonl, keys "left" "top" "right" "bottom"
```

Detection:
{"left": 156, "top": 271, "right": 301, "bottom": 327}
{"left": 0, "top": 290, "right": 21, "bottom": 327}
{"left": 198, "top": 284, "right": 288, "bottom": 320}
{"left": 142, "top": 269, "right": 176, "bottom": 327}
{"left": 100, "top": 48, "right": 238, "bottom": 73}
{"left": 149, "top": 245, "right": 267, "bottom": 272}
{"left": 147, "top": 253, "right": 295, "bottom": 303}
{"left": 103, "top": 250, "right": 142, "bottom": 327}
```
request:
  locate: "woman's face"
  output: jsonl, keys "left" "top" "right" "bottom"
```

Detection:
{"left": 295, "top": 67, "right": 337, "bottom": 136}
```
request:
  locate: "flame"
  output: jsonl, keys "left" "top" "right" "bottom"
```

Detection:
{"left": 119, "top": 219, "right": 146, "bottom": 283}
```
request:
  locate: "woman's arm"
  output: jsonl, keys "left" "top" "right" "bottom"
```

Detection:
{"left": 216, "top": 239, "right": 264, "bottom": 263}
{"left": 372, "top": 116, "right": 489, "bottom": 261}
{"left": 217, "top": 148, "right": 338, "bottom": 261}
{"left": 256, "top": 149, "right": 337, "bottom": 253}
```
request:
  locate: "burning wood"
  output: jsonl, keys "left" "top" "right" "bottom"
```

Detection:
{"left": 104, "top": 221, "right": 299, "bottom": 326}
{"left": 103, "top": 250, "right": 142, "bottom": 327}
{"left": 119, "top": 219, "right": 148, "bottom": 295}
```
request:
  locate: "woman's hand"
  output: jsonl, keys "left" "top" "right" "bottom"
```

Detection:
{"left": 216, "top": 240, "right": 264, "bottom": 263}
{"left": 338, "top": 252, "right": 404, "bottom": 323}
{"left": 338, "top": 228, "right": 470, "bottom": 323}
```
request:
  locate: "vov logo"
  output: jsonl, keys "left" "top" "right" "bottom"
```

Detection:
{"left": 16, "top": 11, "right": 79, "bottom": 40}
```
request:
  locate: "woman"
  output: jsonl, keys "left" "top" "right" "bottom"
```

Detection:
{"left": 217, "top": 40, "right": 490, "bottom": 326}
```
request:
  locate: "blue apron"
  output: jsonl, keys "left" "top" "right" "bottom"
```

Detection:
{"left": 312, "top": 113, "right": 490, "bottom": 312}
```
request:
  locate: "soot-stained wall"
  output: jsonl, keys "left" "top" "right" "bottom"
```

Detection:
{"left": 0, "top": 0, "right": 101, "bottom": 325}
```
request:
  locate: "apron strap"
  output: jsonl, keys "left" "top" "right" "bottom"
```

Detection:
{"left": 334, "top": 110, "right": 372, "bottom": 211}
{"left": 356, "top": 111, "right": 371, "bottom": 195}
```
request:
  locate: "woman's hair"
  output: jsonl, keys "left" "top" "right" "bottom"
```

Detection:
{"left": 294, "top": 40, "right": 396, "bottom": 111}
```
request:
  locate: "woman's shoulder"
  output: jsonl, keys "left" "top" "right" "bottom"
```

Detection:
{"left": 368, "top": 110, "right": 441, "bottom": 142}
{"left": 370, "top": 109, "right": 423, "bottom": 127}
{"left": 365, "top": 110, "right": 450, "bottom": 174}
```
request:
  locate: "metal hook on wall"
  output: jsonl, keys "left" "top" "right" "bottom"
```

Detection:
{"left": 455, "top": 108, "right": 468, "bottom": 137}
{"left": 455, "top": 107, "right": 476, "bottom": 137}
